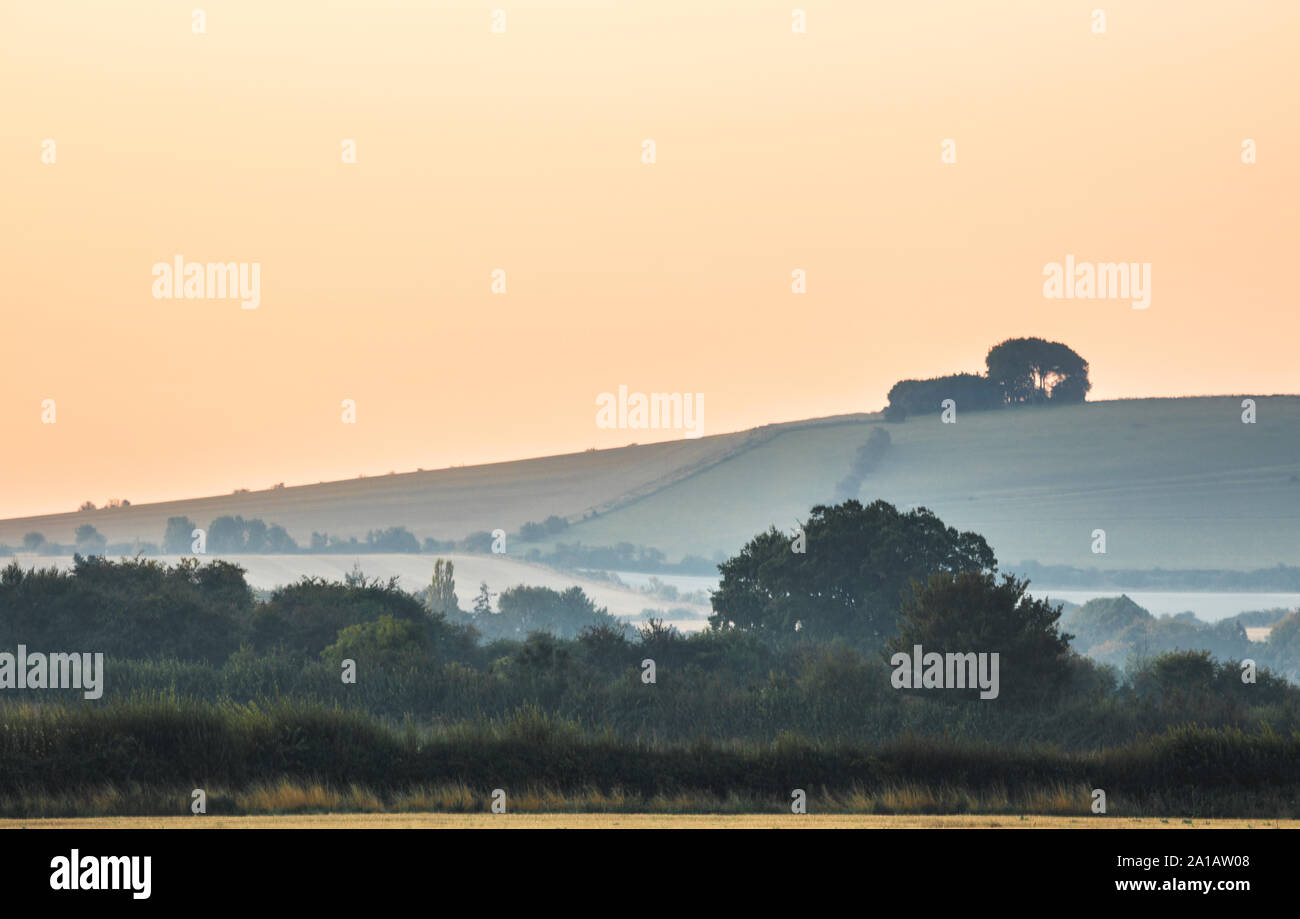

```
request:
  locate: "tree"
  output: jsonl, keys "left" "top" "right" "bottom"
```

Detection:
{"left": 480, "top": 585, "right": 619, "bottom": 640}
{"left": 985, "top": 337, "right": 1090, "bottom": 404}
{"left": 517, "top": 521, "right": 547, "bottom": 542}
{"left": 320, "top": 614, "right": 427, "bottom": 665}
{"left": 459, "top": 530, "right": 494, "bottom": 553}
{"left": 888, "top": 571, "right": 1074, "bottom": 703}
{"left": 428, "top": 558, "right": 459, "bottom": 616}
{"left": 709, "top": 500, "right": 997, "bottom": 647}
{"left": 255, "top": 570, "right": 427, "bottom": 657}
{"left": 208, "top": 515, "right": 247, "bottom": 552}
{"left": 473, "top": 581, "right": 493, "bottom": 615}
{"left": 22, "top": 532, "right": 44, "bottom": 552}
{"left": 0, "top": 556, "right": 255, "bottom": 664}
{"left": 366, "top": 527, "right": 420, "bottom": 553}
{"left": 265, "top": 524, "right": 298, "bottom": 553}
{"left": 163, "top": 517, "right": 196, "bottom": 554}
{"left": 1262, "top": 612, "right": 1300, "bottom": 683}
{"left": 885, "top": 373, "right": 1002, "bottom": 417}
{"left": 74, "top": 524, "right": 107, "bottom": 555}
{"left": 243, "top": 518, "right": 268, "bottom": 553}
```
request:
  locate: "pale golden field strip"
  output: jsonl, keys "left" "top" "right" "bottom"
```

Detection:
{"left": 0, "top": 414, "right": 836, "bottom": 546}
{"left": 3, "top": 814, "right": 1297, "bottom": 830}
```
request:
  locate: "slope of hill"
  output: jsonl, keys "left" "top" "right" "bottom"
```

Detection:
{"left": 4, "top": 397, "right": 1297, "bottom": 573}
{"left": 545, "top": 396, "right": 1300, "bottom": 571}
{"left": 0, "top": 415, "right": 867, "bottom": 548}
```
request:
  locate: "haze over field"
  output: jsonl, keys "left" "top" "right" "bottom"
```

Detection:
{"left": 5, "top": 397, "right": 1297, "bottom": 576}
{"left": 15, "top": 553, "right": 711, "bottom": 630}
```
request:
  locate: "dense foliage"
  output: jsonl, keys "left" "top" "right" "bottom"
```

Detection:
{"left": 884, "top": 337, "right": 1090, "bottom": 419}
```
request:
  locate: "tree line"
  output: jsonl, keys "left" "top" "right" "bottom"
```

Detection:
{"left": 885, "top": 337, "right": 1090, "bottom": 420}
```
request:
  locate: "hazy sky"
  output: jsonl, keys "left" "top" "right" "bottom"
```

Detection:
{"left": 2, "top": 1, "right": 1297, "bottom": 518}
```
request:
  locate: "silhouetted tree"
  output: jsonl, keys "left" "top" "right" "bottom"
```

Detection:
{"left": 473, "top": 581, "right": 493, "bottom": 615}
{"left": 163, "top": 517, "right": 196, "bottom": 554}
{"left": 886, "top": 373, "right": 1002, "bottom": 418}
{"left": 428, "top": 558, "right": 459, "bottom": 616}
{"left": 709, "top": 500, "right": 997, "bottom": 647}
{"left": 208, "top": 516, "right": 247, "bottom": 552}
{"left": 74, "top": 524, "right": 106, "bottom": 555}
{"left": 888, "top": 571, "right": 1074, "bottom": 703}
{"left": 985, "top": 337, "right": 1090, "bottom": 404}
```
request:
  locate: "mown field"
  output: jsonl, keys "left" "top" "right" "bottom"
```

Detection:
{"left": 0, "top": 420, "right": 791, "bottom": 547}
{"left": 5, "top": 814, "right": 1296, "bottom": 830}
{"left": 6, "top": 398, "right": 1295, "bottom": 574}
{"left": 557, "top": 396, "right": 1300, "bottom": 570}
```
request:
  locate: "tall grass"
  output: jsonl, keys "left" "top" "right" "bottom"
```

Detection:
{"left": 14, "top": 653, "right": 1298, "bottom": 751}
{"left": 2, "top": 697, "right": 1298, "bottom": 818}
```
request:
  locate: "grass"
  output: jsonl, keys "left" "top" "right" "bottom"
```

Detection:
{"left": 7, "top": 398, "right": 1295, "bottom": 574}
{"left": 0, "top": 421, "right": 767, "bottom": 547}
{"left": 3, "top": 698, "right": 1300, "bottom": 819}
{"left": 6, "top": 812, "right": 1298, "bottom": 829}
{"left": 559, "top": 397, "right": 1300, "bottom": 569}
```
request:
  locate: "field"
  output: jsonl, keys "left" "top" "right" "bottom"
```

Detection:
{"left": 4, "top": 396, "right": 1298, "bottom": 574}
{"left": 0, "top": 419, "right": 807, "bottom": 547}
{"left": 4, "top": 814, "right": 1296, "bottom": 830}
{"left": 556, "top": 396, "right": 1300, "bottom": 570}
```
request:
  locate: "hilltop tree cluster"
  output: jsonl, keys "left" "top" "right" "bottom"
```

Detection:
{"left": 885, "top": 337, "right": 1090, "bottom": 420}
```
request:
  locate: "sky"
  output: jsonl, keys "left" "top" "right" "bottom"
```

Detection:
{"left": 1, "top": 1, "right": 1297, "bottom": 518}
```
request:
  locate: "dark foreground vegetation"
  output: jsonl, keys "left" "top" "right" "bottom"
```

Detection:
{"left": 1, "top": 701, "right": 1299, "bottom": 819}
{"left": 1, "top": 499, "right": 1297, "bottom": 817}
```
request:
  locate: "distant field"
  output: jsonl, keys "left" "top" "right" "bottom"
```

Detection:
{"left": 0, "top": 424, "right": 790, "bottom": 547}
{"left": 554, "top": 397, "right": 1300, "bottom": 570}
{"left": 4, "top": 814, "right": 1295, "bottom": 830}
{"left": 0, "top": 415, "right": 861, "bottom": 548}
{"left": 3, "top": 398, "right": 1297, "bottom": 572}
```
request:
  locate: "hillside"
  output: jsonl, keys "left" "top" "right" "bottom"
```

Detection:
{"left": 4, "top": 397, "right": 1298, "bottom": 573}
{"left": 0, "top": 415, "right": 867, "bottom": 549}
{"left": 535, "top": 396, "right": 1300, "bottom": 571}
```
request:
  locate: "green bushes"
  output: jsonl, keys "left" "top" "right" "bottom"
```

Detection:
{"left": 3, "top": 558, "right": 1299, "bottom": 757}
{"left": 3, "top": 638, "right": 1298, "bottom": 749}
{"left": 1, "top": 698, "right": 1297, "bottom": 817}
{"left": 0, "top": 557, "right": 254, "bottom": 664}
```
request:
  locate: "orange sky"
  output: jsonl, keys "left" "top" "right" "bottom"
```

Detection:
{"left": 2, "top": 1, "right": 1297, "bottom": 518}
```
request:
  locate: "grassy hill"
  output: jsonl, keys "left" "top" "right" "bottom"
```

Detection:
{"left": 0, "top": 419, "right": 856, "bottom": 548}
{"left": 3, "top": 397, "right": 1297, "bottom": 574}
{"left": 547, "top": 396, "right": 1300, "bottom": 571}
